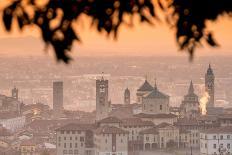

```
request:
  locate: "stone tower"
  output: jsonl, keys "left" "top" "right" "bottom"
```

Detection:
{"left": 124, "top": 88, "right": 130, "bottom": 105}
{"left": 96, "top": 76, "right": 110, "bottom": 121}
{"left": 180, "top": 81, "right": 200, "bottom": 118}
{"left": 53, "top": 81, "right": 64, "bottom": 118}
{"left": 205, "top": 64, "right": 215, "bottom": 108}
{"left": 12, "top": 87, "right": 18, "bottom": 100}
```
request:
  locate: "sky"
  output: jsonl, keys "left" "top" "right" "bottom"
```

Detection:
{"left": 0, "top": 8, "right": 232, "bottom": 59}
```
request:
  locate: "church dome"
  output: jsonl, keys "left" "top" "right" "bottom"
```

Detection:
{"left": 137, "top": 80, "right": 154, "bottom": 92}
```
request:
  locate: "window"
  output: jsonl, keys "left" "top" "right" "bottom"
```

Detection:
{"left": 220, "top": 135, "right": 223, "bottom": 140}
{"left": 121, "top": 139, "right": 123, "bottom": 143}
{"left": 58, "top": 137, "right": 61, "bottom": 141}
{"left": 205, "top": 143, "right": 207, "bottom": 148}
{"left": 80, "top": 137, "right": 84, "bottom": 142}
{"left": 227, "top": 135, "right": 230, "bottom": 139}
{"left": 146, "top": 137, "right": 149, "bottom": 141}
{"left": 227, "top": 143, "right": 230, "bottom": 149}
{"left": 75, "top": 136, "right": 78, "bottom": 140}
{"left": 64, "top": 137, "right": 66, "bottom": 140}
{"left": 61, "top": 131, "right": 64, "bottom": 134}
{"left": 64, "top": 143, "right": 66, "bottom": 148}
{"left": 105, "top": 139, "right": 107, "bottom": 143}
{"left": 69, "top": 150, "right": 73, "bottom": 154}
{"left": 72, "top": 131, "right": 75, "bottom": 134}
{"left": 70, "top": 143, "right": 72, "bottom": 148}
{"left": 213, "top": 144, "right": 216, "bottom": 149}
{"left": 70, "top": 137, "right": 72, "bottom": 140}
{"left": 213, "top": 135, "right": 216, "bottom": 139}
{"left": 63, "top": 150, "right": 67, "bottom": 154}
{"left": 67, "top": 131, "right": 70, "bottom": 134}
{"left": 160, "top": 105, "right": 162, "bottom": 110}
{"left": 75, "top": 143, "right": 78, "bottom": 148}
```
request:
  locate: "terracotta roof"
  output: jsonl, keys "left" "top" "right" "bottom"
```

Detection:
{"left": 95, "top": 126, "right": 129, "bottom": 134}
{"left": 156, "top": 122, "right": 172, "bottom": 128}
{"left": 200, "top": 126, "right": 232, "bottom": 134}
{"left": 98, "top": 116, "right": 122, "bottom": 124}
{"left": 137, "top": 80, "right": 154, "bottom": 91}
{"left": 218, "top": 114, "right": 232, "bottom": 120}
{"left": 175, "top": 118, "right": 198, "bottom": 126}
{"left": 56, "top": 123, "right": 95, "bottom": 131}
{"left": 139, "top": 127, "right": 158, "bottom": 135}
{"left": 20, "top": 139, "right": 37, "bottom": 146}
{"left": 134, "top": 113, "right": 177, "bottom": 119}
{"left": 144, "top": 87, "right": 169, "bottom": 99}
{"left": 121, "top": 118, "right": 154, "bottom": 127}
{"left": 0, "top": 126, "right": 12, "bottom": 136}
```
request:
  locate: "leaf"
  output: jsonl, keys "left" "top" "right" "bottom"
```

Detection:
{"left": 3, "top": 9, "right": 13, "bottom": 31}
{"left": 206, "top": 33, "right": 218, "bottom": 47}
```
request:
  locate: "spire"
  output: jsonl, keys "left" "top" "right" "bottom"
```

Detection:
{"left": 188, "top": 80, "right": 194, "bottom": 94}
{"left": 154, "top": 78, "right": 157, "bottom": 91}
{"left": 207, "top": 64, "right": 214, "bottom": 75}
{"left": 101, "top": 72, "right": 104, "bottom": 80}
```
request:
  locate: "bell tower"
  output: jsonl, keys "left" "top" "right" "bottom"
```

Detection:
{"left": 12, "top": 87, "right": 18, "bottom": 100}
{"left": 96, "top": 76, "right": 109, "bottom": 121}
{"left": 205, "top": 64, "right": 215, "bottom": 108}
{"left": 124, "top": 88, "right": 130, "bottom": 105}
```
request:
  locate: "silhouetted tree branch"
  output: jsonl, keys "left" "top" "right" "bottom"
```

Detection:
{"left": 1, "top": 0, "right": 231, "bottom": 63}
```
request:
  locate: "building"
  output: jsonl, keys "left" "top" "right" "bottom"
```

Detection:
{"left": 53, "top": 81, "right": 64, "bottom": 118}
{"left": 205, "top": 64, "right": 215, "bottom": 108}
{"left": 136, "top": 80, "right": 154, "bottom": 104}
{"left": 139, "top": 122, "right": 180, "bottom": 149}
{"left": 56, "top": 123, "right": 95, "bottom": 155}
{"left": 94, "top": 126, "right": 129, "bottom": 155}
{"left": 124, "top": 88, "right": 130, "bottom": 105}
{"left": 0, "top": 113, "right": 25, "bottom": 132}
{"left": 12, "top": 87, "right": 19, "bottom": 100}
{"left": 96, "top": 77, "right": 110, "bottom": 121}
{"left": 141, "top": 83, "right": 170, "bottom": 115}
{"left": 180, "top": 81, "right": 200, "bottom": 119}
{"left": 0, "top": 94, "right": 21, "bottom": 114}
{"left": 200, "top": 126, "right": 232, "bottom": 155}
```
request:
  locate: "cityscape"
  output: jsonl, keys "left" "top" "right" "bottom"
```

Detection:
{"left": 0, "top": 56, "right": 231, "bottom": 155}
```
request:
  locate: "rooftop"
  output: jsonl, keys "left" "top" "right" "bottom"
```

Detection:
{"left": 95, "top": 126, "right": 128, "bottom": 134}
{"left": 98, "top": 116, "right": 122, "bottom": 124}
{"left": 134, "top": 113, "right": 177, "bottom": 119}
{"left": 137, "top": 80, "right": 154, "bottom": 92}
{"left": 200, "top": 126, "right": 232, "bottom": 134}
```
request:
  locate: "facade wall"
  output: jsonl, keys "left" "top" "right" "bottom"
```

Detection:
{"left": 0, "top": 116, "right": 25, "bottom": 132}
{"left": 142, "top": 98, "right": 169, "bottom": 114}
{"left": 56, "top": 130, "right": 86, "bottom": 155}
{"left": 200, "top": 133, "right": 232, "bottom": 155}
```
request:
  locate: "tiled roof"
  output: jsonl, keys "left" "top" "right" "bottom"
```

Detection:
{"left": 137, "top": 80, "right": 154, "bottom": 91}
{"left": 56, "top": 123, "right": 95, "bottom": 131}
{"left": 134, "top": 113, "right": 177, "bottom": 119}
{"left": 139, "top": 127, "right": 158, "bottom": 135}
{"left": 218, "top": 114, "right": 232, "bottom": 119}
{"left": 200, "top": 126, "right": 232, "bottom": 134}
{"left": 20, "top": 139, "right": 37, "bottom": 146}
{"left": 95, "top": 126, "right": 128, "bottom": 134}
{"left": 98, "top": 116, "right": 122, "bottom": 124}
{"left": 0, "top": 126, "right": 12, "bottom": 136}
{"left": 121, "top": 118, "right": 154, "bottom": 127}
{"left": 156, "top": 122, "right": 172, "bottom": 128}
{"left": 175, "top": 118, "right": 198, "bottom": 126}
{"left": 144, "top": 88, "right": 169, "bottom": 99}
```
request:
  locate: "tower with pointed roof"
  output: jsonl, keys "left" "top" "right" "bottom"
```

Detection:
{"left": 96, "top": 76, "right": 110, "bottom": 121}
{"left": 180, "top": 81, "right": 200, "bottom": 118}
{"left": 205, "top": 64, "right": 215, "bottom": 108}
{"left": 124, "top": 88, "right": 130, "bottom": 105}
{"left": 136, "top": 79, "right": 154, "bottom": 104}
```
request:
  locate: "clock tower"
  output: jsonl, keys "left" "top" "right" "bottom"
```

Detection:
{"left": 96, "top": 76, "right": 110, "bottom": 121}
{"left": 205, "top": 64, "right": 215, "bottom": 108}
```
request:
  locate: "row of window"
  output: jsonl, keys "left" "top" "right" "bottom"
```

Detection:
{"left": 202, "top": 143, "right": 231, "bottom": 149}
{"left": 58, "top": 142, "right": 84, "bottom": 148}
{"left": 63, "top": 149, "right": 78, "bottom": 154}
{"left": 58, "top": 136, "right": 85, "bottom": 142}
{"left": 60, "top": 131, "right": 82, "bottom": 134}
{"left": 202, "top": 135, "right": 231, "bottom": 140}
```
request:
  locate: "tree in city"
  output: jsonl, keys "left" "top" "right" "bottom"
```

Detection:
{"left": 1, "top": 0, "right": 232, "bottom": 63}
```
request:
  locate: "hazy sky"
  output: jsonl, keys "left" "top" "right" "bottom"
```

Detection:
{"left": 0, "top": 13, "right": 232, "bottom": 58}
